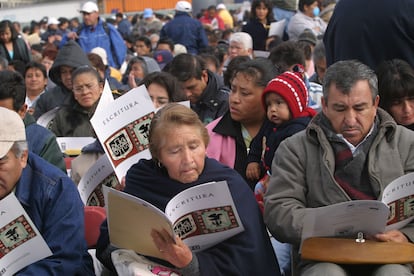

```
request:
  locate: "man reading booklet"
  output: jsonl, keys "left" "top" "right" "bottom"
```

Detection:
{"left": 264, "top": 60, "right": 414, "bottom": 275}
{"left": 96, "top": 104, "right": 281, "bottom": 275}
{"left": 0, "top": 107, "right": 93, "bottom": 275}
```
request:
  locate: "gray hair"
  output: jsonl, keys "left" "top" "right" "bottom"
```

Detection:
{"left": 323, "top": 60, "right": 378, "bottom": 103}
{"left": 229, "top": 32, "right": 253, "bottom": 50}
{"left": 11, "top": 141, "right": 28, "bottom": 158}
{"left": 312, "top": 41, "right": 325, "bottom": 63}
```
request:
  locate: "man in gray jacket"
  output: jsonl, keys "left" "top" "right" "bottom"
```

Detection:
{"left": 264, "top": 60, "right": 414, "bottom": 275}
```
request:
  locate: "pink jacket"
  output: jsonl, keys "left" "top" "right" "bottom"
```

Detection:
{"left": 206, "top": 116, "right": 236, "bottom": 168}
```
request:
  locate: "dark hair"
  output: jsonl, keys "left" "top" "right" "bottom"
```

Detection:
{"left": 24, "top": 61, "right": 47, "bottom": 79}
{"left": 156, "top": 37, "right": 175, "bottom": 52}
{"left": 122, "top": 56, "right": 148, "bottom": 84}
{"left": 136, "top": 36, "right": 152, "bottom": 50}
{"left": 298, "top": 0, "right": 317, "bottom": 12}
{"left": 268, "top": 41, "right": 305, "bottom": 73}
{"left": 223, "top": 55, "right": 251, "bottom": 87}
{"left": 87, "top": 53, "right": 106, "bottom": 72}
{"left": 250, "top": 0, "right": 274, "bottom": 22}
{"left": 231, "top": 58, "right": 277, "bottom": 88}
{"left": 167, "top": 54, "right": 206, "bottom": 82}
{"left": 323, "top": 60, "right": 378, "bottom": 103}
{"left": 0, "top": 20, "right": 18, "bottom": 41}
{"left": 71, "top": 65, "right": 103, "bottom": 84}
{"left": 199, "top": 53, "right": 220, "bottom": 72}
{"left": 42, "top": 43, "right": 58, "bottom": 60}
{"left": 0, "top": 70, "right": 25, "bottom": 111}
{"left": 138, "top": 71, "right": 186, "bottom": 102}
{"left": 58, "top": 17, "right": 69, "bottom": 27}
{"left": 377, "top": 59, "right": 414, "bottom": 111}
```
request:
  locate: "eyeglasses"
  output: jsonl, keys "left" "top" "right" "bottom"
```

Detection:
{"left": 73, "top": 83, "right": 98, "bottom": 94}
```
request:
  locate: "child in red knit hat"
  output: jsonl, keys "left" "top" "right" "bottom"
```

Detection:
{"left": 246, "top": 65, "right": 317, "bottom": 210}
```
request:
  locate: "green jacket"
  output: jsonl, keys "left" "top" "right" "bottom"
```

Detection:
{"left": 49, "top": 99, "right": 97, "bottom": 138}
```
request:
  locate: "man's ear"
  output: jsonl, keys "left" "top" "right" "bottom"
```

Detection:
{"left": 19, "top": 150, "right": 28, "bottom": 168}
{"left": 17, "top": 104, "right": 28, "bottom": 119}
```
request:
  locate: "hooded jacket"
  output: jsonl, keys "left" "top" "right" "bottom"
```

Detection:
{"left": 33, "top": 41, "right": 91, "bottom": 119}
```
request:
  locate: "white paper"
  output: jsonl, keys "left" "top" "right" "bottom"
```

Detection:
{"left": 382, "top": 172, "right": 414, "bottom": 230}
{"left": 36, "top": 106, "right": 59, "bottom": 128}
{"left": 0, "top": 193, "right": 52, "bottom": 275}
{"left": 106, "top": 181, "right": 244, "bottom": 258}
{"left": 77, "top": 154, "right": 118, "bottom": 206}
{"left": 268, "top": 19, "right": 286, "bottom": 37}
{"left": 56, "top": 137, "right": 96, "bottom": 153}
{"left": 90, "top": 85, "right": 154, "bottom": 181}
{"left": 301, "top": 200, "right": 389, "bottom": 243}
{"left": 166, "top": 181, "right": 244, "bottom": 252}
{"left": 96, "top": 79, "right": 115, "bottom": 112}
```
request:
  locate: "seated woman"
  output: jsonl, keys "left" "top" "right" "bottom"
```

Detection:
{"left": 49, "top": 66, "right": 103, "bottom": 137}
{"left": 138, "top": 71, "right": 186, "bottom": 109}
{"left": 96, "top": 103, "right": 281, "bottom": 275}
{"left": 377, "top": 59, "right": 414, "bottom": 130}
{"left": 206, "top": 58, "right": 277, "bottom": 189}
{"left": 122, "top": 56, "right": 149, "bottom": 90}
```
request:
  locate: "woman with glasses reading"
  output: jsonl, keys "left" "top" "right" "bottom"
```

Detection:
{"left": 49, "top": 66, "right": 103, "bottom": 137}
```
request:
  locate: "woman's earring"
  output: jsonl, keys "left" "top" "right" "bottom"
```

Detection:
{"left": 157, "top": 161, "right": 162, "bottom": 168}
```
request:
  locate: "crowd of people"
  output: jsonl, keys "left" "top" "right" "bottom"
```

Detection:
{"left": 1, "top": 0, "right": 414, "bottom": 275}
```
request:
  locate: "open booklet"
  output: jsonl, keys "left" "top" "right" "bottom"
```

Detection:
{"left": 302, "top": 172, "right": 414, "bottom": 243}
{"left": 90, "top": 85, "right": 155, "bottom": 182}
{"left": 106, "top": 180, "right": 244, "bottom": 260}
{"left": 77, "top": 154, "right": 119, "bottom": 206}
{"left": 0, "top": 193, "right": 52, "bottom": 276}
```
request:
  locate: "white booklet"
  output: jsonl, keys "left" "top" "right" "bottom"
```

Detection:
{"left": 268, "top": 19, "right": 286, "bottom": 37}
{"left": 106, "top": 181, "right": 244, "bottom": 260}
{"left": 90, "top": 85, "right": 154, "bottom": 182}
{"left": 302, "top": 172, "right": 414, "bottom": 243}
{"left": 0, "top": 193, "right": 52, "bottom": 276}
{"left": 77, "top": 154, "right": 119, "bottom": 206}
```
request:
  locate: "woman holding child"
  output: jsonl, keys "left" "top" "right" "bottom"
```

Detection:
{"left": 96, "top": 103, "right": 280, "bottom": 275}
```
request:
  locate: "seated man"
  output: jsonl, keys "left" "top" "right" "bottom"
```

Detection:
{"left": 264, "top": 60, "right": 414, "bottom": 275}
{"left": 0, "top": 107, "right": 94, "bottom": 274}
{"left": 167, "top": 53, "right": 229, "bottom": 124}
{"left": 0, "top": 70, "right": 66, "bottom": 172}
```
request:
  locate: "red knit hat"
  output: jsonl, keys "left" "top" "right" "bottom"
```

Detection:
{"left": 262, "top": 69, "right": 317, "bottom": 119}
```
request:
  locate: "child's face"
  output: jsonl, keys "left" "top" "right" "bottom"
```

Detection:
{"left": 266, "top": 93, "right": 291, "bottom": 125}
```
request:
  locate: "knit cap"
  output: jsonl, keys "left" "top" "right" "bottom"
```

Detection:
{"left": 262, "top": 66, "right": 317, "bottom": 118}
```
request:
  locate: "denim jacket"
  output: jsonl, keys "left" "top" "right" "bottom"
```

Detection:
{"left": 14, "top": 152, "right": 94, "bottom": 275}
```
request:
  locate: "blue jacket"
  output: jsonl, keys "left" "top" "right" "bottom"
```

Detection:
{"left": 15, "top": 152, "right": 94, "bottom": 275}
{"left": 61, "top": 18, "right": 126, "bottom": 69}
{"left": 160, "top": 12, "right": 208, "bottom": 54}
{"left": 247, "top": 116, "right": 312, "bottom": 176}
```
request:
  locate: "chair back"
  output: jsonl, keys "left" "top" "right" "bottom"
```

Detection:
{"left": 84, "top": 206, "right": 106, "bottom": 249}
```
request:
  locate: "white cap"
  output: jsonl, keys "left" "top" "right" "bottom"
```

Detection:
{"left": 47, "top": 17, "right": 60, "bottom": 25}
{"left": 217, "top": 3, "right": 226, "bottom": 10}
{"left": 175, "top": 1, "right": 192, "bottom": 12}
{"left": 79, "top": 1, "right": 99, "bottom": 13}
{"left": 0, "top": 107, "right": 25, "bottom": 158}
{"left": 91, "top": 47, "right": 108, "bottom": 65}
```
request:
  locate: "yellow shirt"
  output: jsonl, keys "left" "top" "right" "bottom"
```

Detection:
{"left": 218, "top": 9, "right": 234, "bottom": 29}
